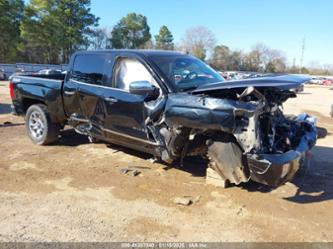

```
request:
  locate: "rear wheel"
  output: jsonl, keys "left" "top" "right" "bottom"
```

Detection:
{"left": 25, "top": 104, "right": 60, "bottom": 145}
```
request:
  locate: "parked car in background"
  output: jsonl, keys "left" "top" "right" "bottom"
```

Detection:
{"left": 9, "top": 68, "right": 25, "bottom": 81}
{"left": 322, "top": 78, "right": 333, "bottom": 86}
{"left": 0, "top": 69, "right": 6, "bottom": 80}
{"left": 309, "top": 77, "right": 323, "bottom": 85}
{"left": 225, "top": 71, "right": 240, "bottom": 80}
{"left": 218, "top": 71, "right": 231, "bottom": 80}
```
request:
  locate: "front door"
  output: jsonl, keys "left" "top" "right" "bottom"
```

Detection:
{"left": 102, "top": 56, "right": 162, "bottom": 148}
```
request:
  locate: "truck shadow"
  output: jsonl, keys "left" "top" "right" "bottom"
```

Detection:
{"left": 106, "top": 143, "right": 152, "bottom": 160}
{"left": 0, "top": 121, "right": 25, "bottom": 127}
{"left": 57, "top": 129, "right": 90, "bottom": 146}
{"left": 243, "top": 145, "right": 333, "bottom": 204}
{"left": 105, "top": 144, "right": 208, "bottom": 177}
{"left": 56, "top": 129, "right": 333, "bottom": 203}
{"left": 170, "top": 156, "right": 208, "bottom": 177}
{"left": 56, "top": 128, "right": 157, "bottom": 160}
{"left": 0, "top": 103, "right": 12, "bottom": 115}
{"left": 284, "top": 146, "right": 333, "bottom": 204}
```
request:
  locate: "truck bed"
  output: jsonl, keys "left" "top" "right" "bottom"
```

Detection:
{"left": 11, "top": 74, "right": 67, "bottom": 123}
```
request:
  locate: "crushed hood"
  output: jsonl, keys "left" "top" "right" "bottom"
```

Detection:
{"left": 192, "top": 74, "right": 311, "bottom": 93}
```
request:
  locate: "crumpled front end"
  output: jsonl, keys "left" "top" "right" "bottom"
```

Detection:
{"left": 245, "top": 114, "right": 317, "bottom": 186}
{"left": 159, "top": 76, "right": 317, "bottom": 187}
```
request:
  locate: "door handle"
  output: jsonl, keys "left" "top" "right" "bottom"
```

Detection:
{"left": 64, "top": 90, "right": 75, "bottom": 95}
{"left": 105, "top": 97, "right": 118, "bottom": 103}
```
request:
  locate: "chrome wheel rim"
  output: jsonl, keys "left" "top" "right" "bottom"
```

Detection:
{"left": 28, "top": 111, "right": 45, "bottom": 139}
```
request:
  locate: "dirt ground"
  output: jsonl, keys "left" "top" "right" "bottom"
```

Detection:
{"left": 0, "top": 81, "right": 333, "bottom": 242}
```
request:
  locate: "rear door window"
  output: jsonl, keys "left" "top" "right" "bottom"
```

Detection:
{"left": 71, "top": 54, "right": 106, "bottom": 85}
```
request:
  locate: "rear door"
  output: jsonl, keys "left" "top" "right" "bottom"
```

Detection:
{"left": 66, "top": 53, "right": 110, "bottom": 137}
{"left": 62, "top": 75, "right": 80, "bottom": 118}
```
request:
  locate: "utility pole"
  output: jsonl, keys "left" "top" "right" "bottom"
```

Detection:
{"left": 300, "top": 37, "right": 306, "bottom": 73}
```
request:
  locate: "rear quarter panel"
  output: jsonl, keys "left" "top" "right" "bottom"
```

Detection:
{"left": 12, "top": 76, "right": 66, "bottom": 123}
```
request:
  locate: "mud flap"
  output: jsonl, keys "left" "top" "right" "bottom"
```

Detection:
{"left": 208, "top": 142, "right": 250, "bottom": 185}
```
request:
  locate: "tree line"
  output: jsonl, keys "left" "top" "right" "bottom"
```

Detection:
{"left": 1, "top": 0, "right": 332, "bottom": 75}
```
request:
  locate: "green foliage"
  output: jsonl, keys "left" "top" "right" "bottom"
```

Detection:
{"left": 20, "top": 0, "right": 98, "bottom": 63}
{"left": 211, "top": 45, "right": 231, "bottom": 70}
{"left": 0, "top": 0, "right": 24, "bottom": 63}
{"left": 211, "top": 45, "right": 243, "bottom": 71}
{"left": 110, "top": 13, "right": 151, "bottom": 49}
{"left": 155, "top": 25, "right": 174, "bottom": 50}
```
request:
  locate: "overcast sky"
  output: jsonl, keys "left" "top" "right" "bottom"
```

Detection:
{"left": 91, "top": 0, "right": 333, "bottom": 66}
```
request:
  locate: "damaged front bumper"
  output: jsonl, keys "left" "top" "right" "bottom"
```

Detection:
{"left": 246, "top": 114, "right": 317, "bottom": 186}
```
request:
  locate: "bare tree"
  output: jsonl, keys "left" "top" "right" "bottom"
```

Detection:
{"left": 90, "top": 27, "right": 111, "bottom": 50}
{"left": 180, "top": 26, "right": 216, "bottom": 60}
{"left": 265, "top": 49, "right": 287, "bottom": 73}
{"left": 243, "top": 49, "right": 262, "bottom": 72}
{"left": 322, "top": 64, "right": 333, "bottom": 74}
{"left": 242, "top": 43, "right": 287, "bottom": 72}
{"left": 142, "top": 39, "right": 154, "bottom": 49}
{"left": 307, "top": 62, "right": 333, "bottom": 75}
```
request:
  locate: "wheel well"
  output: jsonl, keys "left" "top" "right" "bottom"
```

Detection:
{"left": 22, "top": 98, "right": 46, "bottom": 113}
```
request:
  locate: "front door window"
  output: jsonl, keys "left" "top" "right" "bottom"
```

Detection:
{"left": 114, "top": 58, "right": 158, "bottom": 91}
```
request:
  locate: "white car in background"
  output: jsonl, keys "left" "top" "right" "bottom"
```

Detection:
{"left": 310, "top": 77, "right": 323, "bottom": 85}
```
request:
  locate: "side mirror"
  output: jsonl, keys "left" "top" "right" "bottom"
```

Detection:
{"left": 129, "top": 81, "right": 159, "bottom": 99}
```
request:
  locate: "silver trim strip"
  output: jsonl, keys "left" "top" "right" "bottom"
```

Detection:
{"left": 101, "top": 127, "right": 159, "bottom": 146}
{"left": 70, "top": 116, "right": 89, "bottom": 123}
{"left": 104, "top": 97, "right": 117, "bottom": 102}
{"left": 70, "top": 79, "right": 129, "bottom": 93}
{"left": 64, "top": 90, "right": 75, "bottom": 95}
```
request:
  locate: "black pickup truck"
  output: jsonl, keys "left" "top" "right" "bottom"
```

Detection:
{"left": 10, "top": 50, "right": 317, "bottom": 187}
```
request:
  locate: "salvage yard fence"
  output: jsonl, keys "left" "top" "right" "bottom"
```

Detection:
{"left": 0, "top": 63, "right": 68, "bottom": 77}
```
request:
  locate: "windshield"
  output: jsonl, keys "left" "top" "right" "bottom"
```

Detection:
{"left": 149, "top": 54, "right": 224, "bottom": 91}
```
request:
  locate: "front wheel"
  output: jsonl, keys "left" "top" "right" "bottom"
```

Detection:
{"left": 25, "top": 104, "right": 60, "bottom": 145}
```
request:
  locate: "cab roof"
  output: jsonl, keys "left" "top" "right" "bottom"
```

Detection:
{"left": 75, "top": 49, "right": 186, "bottom": 57}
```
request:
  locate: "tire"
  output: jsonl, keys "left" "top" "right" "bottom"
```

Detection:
{"left": 25, "top": 104, "right": 60, "bottom": 145}
{"left": 208, "top": 141, "right": 249, "bottom": 186}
